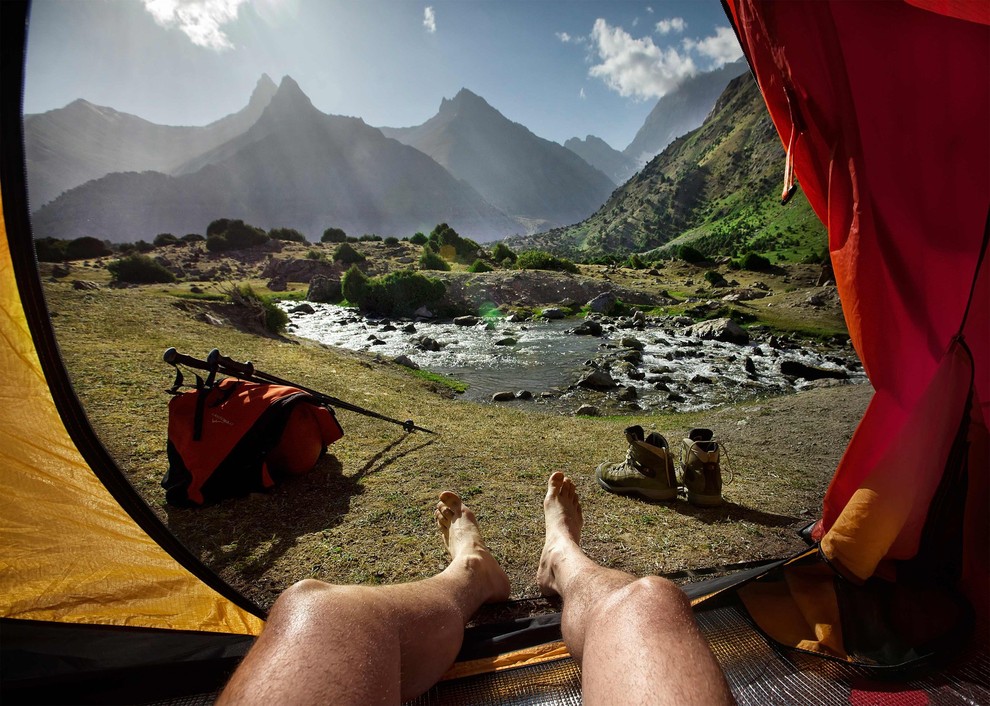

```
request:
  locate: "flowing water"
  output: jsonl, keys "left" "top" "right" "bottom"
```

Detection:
{"left": 283, "top": 302, "right": 864, "bottom": 412}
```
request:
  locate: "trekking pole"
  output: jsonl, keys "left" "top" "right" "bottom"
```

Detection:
{"left": 163, "top": 348, "right": 436, "bottom": 434}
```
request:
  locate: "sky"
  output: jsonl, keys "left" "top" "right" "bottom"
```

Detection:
{"left": 23, "top": 0, "right": 743, "bottom": 151}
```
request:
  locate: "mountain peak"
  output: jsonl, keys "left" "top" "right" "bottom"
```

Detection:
{"left": 249, "top": 73, "right": 278, "bottom": 107}
{"left": 264, "top": 75, "right": 316, "bottom": 115}
{"left": 439, "top": 88, "right": 493, "bottom": 115}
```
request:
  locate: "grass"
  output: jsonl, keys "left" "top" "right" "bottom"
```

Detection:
{"left": 38, "top": 253, "right": 867, "bottom": 611}
{"left": 409, "top": 369, "right": 470, "bottom": 394}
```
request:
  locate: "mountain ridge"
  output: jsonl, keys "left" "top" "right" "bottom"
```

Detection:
{"left": 507, "top": 73, "right": 825, "bottom": 261}
{"left": 30, "top": 77, "right": 522, "bottom": 243}
{"left": 380, "top": 88, "right": 615, "bottom": 232}
{"left": 24, "top": 74, "right": 278, "bottom": 209}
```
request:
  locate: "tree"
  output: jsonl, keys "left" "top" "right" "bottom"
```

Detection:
{"left": 205, "top": 219, "right": 269, "bottom": 252}
{"left": 409, "top": 232, "right": 428, "bottom": 245}
{"left": 491, "top": 242, "right": 516, "bottom": 264}
{"left": 468, "top": 259, "right": 492, "bottom": 273}
{"left": 321, "top": 227, "right": 347, "bottom": 243}
{"left": 65, "top": 236, "right": 112, "bottom": 260}
{"left": 34, "top": 238, "right": 67, "bottom": 262}
{"left": 269, "top": 227, "right": 307, "bottom": 243}
{"left": 678, "top": 244, "right": 706, "bottom": 264}
{"left": 341, "top": 264, "right": 369, "bottom": 304}
{"left": 419, "top": 248, "right": 450, "bottom": 271}
{"left": 515, "top": 250, "right": 578, "bottom": 274}
{"left": 153, "top": 233, "right": 179, "bottom": 247}
{"left": 107, "top": 254, "right": 175, "bottom": 283}
{"left": 332, "top": 242, "right": 365, "bottom": 265}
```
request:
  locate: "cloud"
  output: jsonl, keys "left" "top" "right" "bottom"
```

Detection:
{"left": 646, "top": 6, "right": 654, "bottom": 13}
{"left": 142, "top": 0, "right": 247, "bottom": 51}
{"left": 556, "top": 31, "right": 572, "bottom": 43}
{"left": 579, "top": 87, "right": 586, "bottom": 99}
{"left": 682, "top": 26, "right": 743, "bottom": 68}
{"left": 588, "top": 18, "right": 697, "bottom": 100}
{"left": 423, "top": 6, "right": 436, "bottom": 33}
{"left": 655, "top": 17, "right": 686, "bottom": 35}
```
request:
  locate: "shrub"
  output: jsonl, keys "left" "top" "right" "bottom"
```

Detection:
{"left": 627, "top": 254, "right": 646, "bottom": 269}
{"left": 468, "top": 259, "right": 493, "bottom": 273}
{"left": 107, "top": 254, "right": 176, "bottom": 283}
{"left": 384, "top": 236, "right": 400, "bottom": 245}
{"left": 233, "top": 283, "right": 288, "bottom": 334}
{"left": 409, "top": 232, "right": 428, "bottom": 246}
{"left": 359, "top": 234, "right": 382, "bottom": 242}
{"left": 678, "top": 245, "right": 706, "bottom": 264}
{"left": 515, "top": 250, "right": 579, "bottom": 274}
{"left": 306, "top": 249, "right": 326, "bottom": 261}
{"left": 153, "top": 233, "right": 179, "bottom": 247}
{"left": 704, "top": 270, "right": 728, "bottom": 287}
{"left": 321, "top": 227, "right": 347, "bottom": 243}
{"left": 66, "top": 236, "right": 113, "bottom": 260}
{"left": 205, "top": 219, "right": 269, "bottom": 252}
{"left": 739, "top": 251, "right": 772, "bottom": 271}
{"left": 134, "top": 240, "right": 155, "bottom": 253}
{"left": 491, "top": 242, "right": 516, "bottom": 264}
{"left": 332, "top": 242, "right": 366, "bottom": 265}
{"left": 182, "top": 233, "right": 205, "bottom": 243}
{"left": 35, "top": 237, "right": 67, "bottom": 262}
{"left": 356, "top": 270, "right": 446, "bottom": 316}
{"left": 419, "top": 248, "right": 450, "bottom": 271}
{"left": 269, "top": 227, "right": 307, "bottom": 243}
{"left": 341, "top": 264, "right": 369, "bottom": 304}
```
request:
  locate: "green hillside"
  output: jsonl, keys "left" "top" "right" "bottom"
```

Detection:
{"left": 513, "top": 73, "right": 826, "bottom": 263}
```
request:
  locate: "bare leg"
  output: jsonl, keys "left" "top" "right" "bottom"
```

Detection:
{"left": 538, "top": 472, "right": 734, "bottom": 706}
{"left": 219, "top": 491, "right": 510, "bottom": 705}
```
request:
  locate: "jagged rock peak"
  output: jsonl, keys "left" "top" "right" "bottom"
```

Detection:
{"left": 249, "top": 73, "right": 278, "bottom": 106}
{"left": 439, "top": 88, "right": 493, "bottom": 114}
{"left": 271, "top": 75, "right": 314, "bottom": 107}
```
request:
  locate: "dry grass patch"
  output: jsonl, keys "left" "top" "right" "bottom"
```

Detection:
{"left": 43, "top": 280, "right": 868, "bottom": 610}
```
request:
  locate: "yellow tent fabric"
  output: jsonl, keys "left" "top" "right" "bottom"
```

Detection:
{"left": 0, "top": 187, "right": 263, "bottom": 635}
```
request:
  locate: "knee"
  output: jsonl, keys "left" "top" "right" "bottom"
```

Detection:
{"left": 267, "top": 578, "right": 333, "bottom": 625}
{"left": 604, "top": 576, "right": 690, "bottom": 618}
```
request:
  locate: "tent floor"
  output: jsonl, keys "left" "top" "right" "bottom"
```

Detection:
{"left": 405, "top": 601, "right": 990, "bottom": 705}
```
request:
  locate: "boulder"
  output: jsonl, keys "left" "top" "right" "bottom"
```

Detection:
{"left": 620, "top": 336, "right": 645, "bottom": 351}
{"left": 454, "top": 315, "right": 480, "bottom": 327}
{"left": 617, "top": 386, "right": 638, "bottom": 401}
{"left": 491, "top": 391, "right": 516, "bottom": 402}
{"left": 541, "top": 307, "right": 566, "bottom": 319}
{"left": 415, "top": 336, "right": 442, "bottom": 352}
{"left": 574, "top": 405, "right": 599, "bottom": 416}
{"left": 495, "top": 337, "right": 518, "bottom": 346}
{"left": 515, "top": 390, "right": 534, "bottom": 400}
{"left": 307, "top": 275, "right": 341, "bottom": 303}
{"left": 393, "top": 354, "right": 419, "bottom": 370}
{"left": 414, "top": 306, "right": 434, "bottom": 319}
{"left": 586, "top": 291, "right": 618, "bottom": 314}
{"left": 289, "top": 303, "right": 316, "bottom": 315}
{"left": 72, "top": 280, "right": 100, "bottom": 290}
{"left": 688, "top": 318, "right": 750, "bottom": 345}
{"left": 577, "top": 369, "right": 617, "bottom": 390}
{"left": 570, "top": 320, "right": 603, "bottom": 336}
{"left": 779, "top": 360, "right": 849, "bottom": 381}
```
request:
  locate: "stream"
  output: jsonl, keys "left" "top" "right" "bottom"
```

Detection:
{"left": 282, "top": 303, "right": 865, "bottom": 414}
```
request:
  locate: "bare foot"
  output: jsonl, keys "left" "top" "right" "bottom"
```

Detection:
{"left": 435, "top": 491, "right": 511, "bottom": 603}
{"left": 537, "top": 472, "right": 585, "bottom": 596}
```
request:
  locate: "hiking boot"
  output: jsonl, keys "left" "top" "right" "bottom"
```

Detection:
{"left": 680, "top": 428, "right": 723, "bottom": 506}
{"left": 596, "top": 425, "right": 678, "bottom": 501}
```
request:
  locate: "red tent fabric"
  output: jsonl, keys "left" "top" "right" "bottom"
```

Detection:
{"left": 725, "top": 0, "right": 989, "bottom": 625}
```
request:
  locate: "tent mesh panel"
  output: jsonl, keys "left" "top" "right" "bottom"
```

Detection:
{"left": 404, "top": 602, "right": 990, "bottom": 706}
